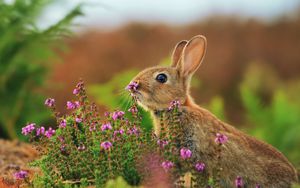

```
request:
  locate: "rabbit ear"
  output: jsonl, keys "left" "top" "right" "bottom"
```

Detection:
{"left": 180, "top": 35, "right": 207, "bottom": 77}
{"left": 171, "top": 40, "right": 188, "bottom": 68}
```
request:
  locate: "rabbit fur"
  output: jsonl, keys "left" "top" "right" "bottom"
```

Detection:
{"left": 128, "top": 35, "right": 298, "bottom": 187}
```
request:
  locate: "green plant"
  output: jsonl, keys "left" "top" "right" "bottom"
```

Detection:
{"left": 0, "top": 0, "right": 82, "bottom": 139}
{"left": 240, "top": 86, "right": 300, "bottom": 163}
{"left": 239, "top": 63, "right": 300, "bottom": 164}
{"left": 206, "top": 96, "right": 226, "bottom": 121}
{"left": 292, "top": 183, "right": 300, "bottom": 188}
{"left": 25, "top": 80, "right": 149, "bottom": 187}
{"left": 18, "top": 80, "right": 226, "bottom": 187}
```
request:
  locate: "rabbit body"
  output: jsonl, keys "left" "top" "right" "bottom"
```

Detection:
{"left": 154, "top": 102, "right": 298, "bottom": 187}
{"left": 129, "top": 35, "right": 298, "bottom": 187}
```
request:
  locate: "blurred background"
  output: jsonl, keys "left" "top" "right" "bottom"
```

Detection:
{"left": 1, "top": 0, "right": 300, "bottom": 166}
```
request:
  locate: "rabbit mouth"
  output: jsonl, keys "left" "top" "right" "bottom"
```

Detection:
{"left": 131, "top": 91, "right": 143, "bottom": 102}
{"left": 131, "top": 91, "right": 150, "bottom": 110}
{"left": 131, "top": 90, "right": 157, "bottom": 111}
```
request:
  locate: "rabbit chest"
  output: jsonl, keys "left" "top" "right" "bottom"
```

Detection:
{"left": 154, "top": 108, "right": 218, "bottom": 164}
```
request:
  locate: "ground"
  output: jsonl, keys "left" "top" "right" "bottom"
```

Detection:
{"left": 0, "top": 139, "right": 38, "bottom": 187}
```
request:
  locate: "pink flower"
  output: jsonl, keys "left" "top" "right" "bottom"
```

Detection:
{"left": 58, "top": 136, "right": 65, "bottom": 142}
{"left": 104, "top": 112, "right": 110, "bottom": 117}
{"left": 36, "top": 126, "right": 45, "bottom": 136}
{"left": 89, "top": 123, "right": 96, "bottom": 132}
{"left": 161, "top": 161, "right": 174, "bottom": 171}
{"left": 101, "top": 141, "right": 112, "bottom": 150}
{"left": 67, "top": 101, "right": 74, "bottom": 109}
{"left": 21, "top": 123, "right": 35, "bottom": 135}
{"left": 66, "top": 101, "right": 80, "bottom": 110}
{"left": 126, "top": 81, "right": 139, "bottom": 92}
{"left": 215, "top": 133, "right": 228, "bottom": 145}
{"left": 128, "top": 106, "right": 138, "bottom": 114}
{"left": 45, "top": 127, "right": 55, "bottom": 138}
{"left": 44, "top": 98, "right": 55, "bottom": 107}
{"left": 180, "top": 148, "right": 192, "bottom": 160}
{"left": 128, "top": 126, "right": 139, "bottom": 135}
{"left": 112, "top": 110, "right": 125, "bottom": 120}
{"left": 195, "top": 162, "right": 205, "bottom": 172}
{"left": 114, "top": 129, "right": 125, "bottom": 136}
{"left": 14, "top": 170, "right": 28, "bottom": 180}
{"left": 235, "top": 176, "right": 244, "bottom": 188}
{"left": 101, "top": 123, "right": 112, "bottom": 131}
{"left": 75, "top": 117, "right": 82, "bottom": 123}
{"left": 59, "top": 119, "right": 67, "bottom": 128}
{"left": 73, "top": 88, "right": 79, "bottom": 95}
{"left": 255, "top": 184, "right": 261, "bottom": 188}
{"left": 60, "top": 144, "right": 67, "bottom": 153}
{"left": 168, "top": 100, "right": 180, "bottom": 111}
{"left": 76, "top": 81, "right": 84, "bottom": 88}
{"left": 157, "top": 139, "right": 168, "bottom": 148}
{"left": 74, "top": 101, "right": 80, "bottom": 108}
{"left": 125, "top": 119, "right": 129, "bottom": 125}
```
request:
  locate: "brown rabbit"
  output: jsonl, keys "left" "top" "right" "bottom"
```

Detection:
{"left": 128, "top": 35, "right": 298, "bottom": 187}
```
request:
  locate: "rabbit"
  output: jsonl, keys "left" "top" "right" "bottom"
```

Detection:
{"left": 128, "top": 35, "right": 298, "bottom": 187}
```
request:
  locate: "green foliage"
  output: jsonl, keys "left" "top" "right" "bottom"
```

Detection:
{"left": 292, "top": 183, "right": 300, "bottom": 188}
{"left": 88, "top": 70, "right": 153, "bottom": 131}
{"left": 239, "top": 63, "right": 300, "bottom": 163}
{"left": 207, "top": 96, "right": 226, "bottom": 121}
{"left": 23, "top": 81, "right": 214, "bottom": 187}
{"left": 88, "top": 70, "right": 138, "bottom": 109}
{"left": 0, "top": 0, "right": 82, "bottom": 139}
{"left": 240, "top": 85, "right": 300, "bottom": 163}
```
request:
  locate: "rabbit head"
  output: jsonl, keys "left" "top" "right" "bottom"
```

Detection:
{"left": 128, "top": 35, "right": 207, "bottom": 111}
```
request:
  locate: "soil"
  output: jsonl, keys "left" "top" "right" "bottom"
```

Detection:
{"left": 0, "top": 139, "right": 38, "bottom": 187}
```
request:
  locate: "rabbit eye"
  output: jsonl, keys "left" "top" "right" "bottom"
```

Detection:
{"left": 156, "top": 73, "right": 167, "bottom": 83}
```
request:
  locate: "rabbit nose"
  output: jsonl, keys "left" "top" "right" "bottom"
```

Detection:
{"left": 135, "top": 80, "right": 140, "bottom": 90}
{"left": 132, "top": 81, "right": 140, "bottom": 91}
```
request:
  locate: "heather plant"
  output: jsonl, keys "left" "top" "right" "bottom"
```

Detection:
{"left": 19, "top": 80, "right": 232, "bottom": 187}
{"left": 26, "top": 80, "right": 148, "bottom": 187}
